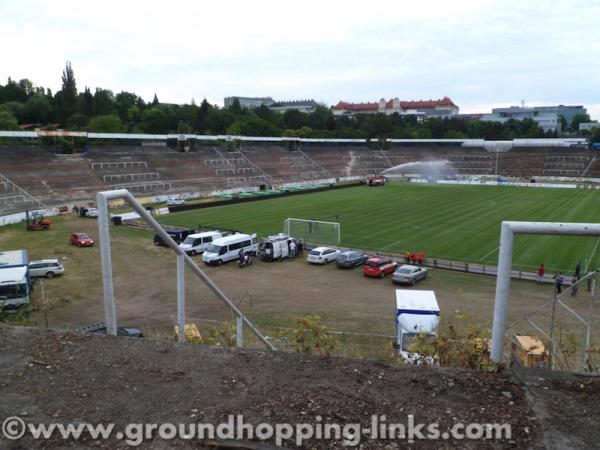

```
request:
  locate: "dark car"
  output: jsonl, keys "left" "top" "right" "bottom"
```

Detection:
{"left": 153, "top": 226, "right": 196, "bottom": 247}
{"left": 76, "top": 323, "right": 144, "bottom": 338}
{"left": 336, "top": 251, "right": 368, "bottom": 268}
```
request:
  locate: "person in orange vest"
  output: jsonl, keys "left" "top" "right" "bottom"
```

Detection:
{"left": 417, "top": 250, "right": 425, "bottom": 266}
{"left": 410, "top": 251, "right": 417, "bottom": 265}
{"left": 404, "top": 250, "right": 411, "bottom": 264}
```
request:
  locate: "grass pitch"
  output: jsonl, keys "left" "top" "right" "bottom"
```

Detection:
{"left": 159, "top": 183, "right": 600, "bottom": 273}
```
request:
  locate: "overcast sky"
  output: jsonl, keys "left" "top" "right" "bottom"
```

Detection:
{"left": 1, "top": 0, "right": 599, "bottom": 118}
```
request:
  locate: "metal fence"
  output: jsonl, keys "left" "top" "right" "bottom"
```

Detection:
{"left": 504, "top": 270, "right": 599, "bottom": 373}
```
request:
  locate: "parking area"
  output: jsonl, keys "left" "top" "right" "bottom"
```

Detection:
{"left": 3, "top": 215, "right": 558, "bottom": 339}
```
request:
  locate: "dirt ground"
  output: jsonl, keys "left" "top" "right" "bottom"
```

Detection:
{"left": 8, "top": 216, "right": 558, "bottom": 343}
{"left": 0, "top": 325, "right": 543, "bottom": 449}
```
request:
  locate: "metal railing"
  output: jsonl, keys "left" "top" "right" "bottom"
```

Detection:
{"left": 96, "top": 189, "right": 275, "bottom": 350}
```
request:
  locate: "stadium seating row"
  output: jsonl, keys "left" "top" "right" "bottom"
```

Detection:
{"left": 0, "top": 144, "right": 599, "bottom": 213}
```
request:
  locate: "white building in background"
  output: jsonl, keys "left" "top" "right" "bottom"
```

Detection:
{"left": 224, "top": 96, "right": 275, "bottom": 109}
{"left": 269, "top": 100, "right": 318, "bottom": 114}
{"left": 224, "top": 96, "right": 318, "bottom": 113}
{"left": 332, "top": 97, "right": 459, "bottom": 118}
{"left": 579, "top": 121, "right": 599, "bottom": 131}
{"left": 480, "top": 105, "right": 587, "bottom": 132}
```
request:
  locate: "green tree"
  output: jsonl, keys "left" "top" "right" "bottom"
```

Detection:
{"left": 558, "top": 114, "right": 568, "bottom": 132}
{"left": 571, "top": 113, "right": 591, "bottom": 133}
{"left": 115, "top": 91, "right": 142, "bottom": 121}
{"left": 22, "top": 94, "right": 52, "bottom": 123}
{"left": 228, "top": 98, "right": 243, "bottom": 115}
{"left": 367, "top": 113, "right": 393, "bottom": 141}
{"left": 93, "top": 88, "right": 116, "bottom": 116}
{"left": 86, "top": 114, "right": 126, "bottom": 132}
{"left": 282, "top": 108, "right": 306, "bottom": 129}
{"left": 140, "top": 107, "right": 168, "bottom": 133}
{"left": 79, "top": 87, "right": 94, "bottom": 119}
{"left": 227, "top": 114, "right": 280, "bottom": 136}
{"left": 55, "top": 61, "right": 79, "bottom": 123}
{"left": 307, "top": 105, "right": 334, "bottom": 130}
{"left": 0, "top": 110, "right": 18, "bottom": 130}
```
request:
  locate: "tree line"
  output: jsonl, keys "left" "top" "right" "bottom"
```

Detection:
{"left": 0, "top": 62, "right": 597, "bottom": 142}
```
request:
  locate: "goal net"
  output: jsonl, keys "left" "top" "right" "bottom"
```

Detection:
{"left": 284, "top": 218, "right": 341, "bottom": 244}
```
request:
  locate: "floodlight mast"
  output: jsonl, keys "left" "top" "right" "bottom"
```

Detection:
{"left": 96, "top": 189, "right": 275, "bottom": 351}
{"left": 491, "top": 221, "right": 600, "bottom": 364}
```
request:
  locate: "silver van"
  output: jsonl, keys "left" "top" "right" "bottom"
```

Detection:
{"left": 179, "top": 231, "right": 223, "bottom": 255}
{"left": 202, "top": 233, "right": 258, "bottom": 265}
{"left": 29, "top": 259, "right": 64, "bottom": 278}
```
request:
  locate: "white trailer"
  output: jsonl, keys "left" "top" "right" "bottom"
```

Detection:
{"left": 394, "top": 290, "right": 440, "bottom": 362}
{"left": 0, "top": 250, "right": 31, "bottom": 310}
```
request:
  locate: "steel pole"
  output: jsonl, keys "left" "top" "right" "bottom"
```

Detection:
{"left": 177, "top": 253, "right": 186, "bottom": 344}
{"left": 96, "top": 189, "right": 275, "bottom": 351}
{"left": 491, "top": 221, "right": 600, "bottom": 364}
{"left": 236, "top": 315, "right": 243, "bottom": 348}
{"left": 97, "top": 192, "right": 117, "bottom": 336}
{"left": 490, "top": 222, "right": 514, "bottom": 363}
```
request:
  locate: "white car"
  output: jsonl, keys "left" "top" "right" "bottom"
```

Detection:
{"left": 306, "top": 247, "right": 340, "bottom": 264}
{"left": 86, "top": 208, "right": 99, "bottom": 218}
{"left": 29, "top": 259, "right": 64, "bottom": 278}
{"left": 167, "top": 197, "right": 185, "bottom": 206}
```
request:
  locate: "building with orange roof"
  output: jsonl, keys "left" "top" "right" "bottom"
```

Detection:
{"left": 332, "top": 97, "right": 459, "bottom": 118}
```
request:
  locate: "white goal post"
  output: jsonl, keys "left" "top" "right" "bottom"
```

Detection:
{"left": 284, "top": 218, "right": 341, "bottom": 245}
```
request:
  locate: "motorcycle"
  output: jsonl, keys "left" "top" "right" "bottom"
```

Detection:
{"left": 238, "top": 253, "right": 253, "bottom": 268}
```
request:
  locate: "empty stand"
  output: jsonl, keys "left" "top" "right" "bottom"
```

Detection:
{"left": 543, "top": 154, "right": 591, "bottom": 177}
{"left": 0, "top": 143, "right": 598, "bottom": 212}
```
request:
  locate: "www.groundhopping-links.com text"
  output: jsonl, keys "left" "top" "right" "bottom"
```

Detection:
{"left": 2, "top": 414, "right": 512, "bottom": 446}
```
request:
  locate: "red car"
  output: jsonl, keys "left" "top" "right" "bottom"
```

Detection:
{"left": 70, "top": 232, "right": 95, "bottom": 247}
{"left": 363, "top": 256, "right": 397, "bottom": 278}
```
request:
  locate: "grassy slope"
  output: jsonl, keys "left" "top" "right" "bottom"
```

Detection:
{"left": 159, "top": 183, "right": 600, "bottom": 272}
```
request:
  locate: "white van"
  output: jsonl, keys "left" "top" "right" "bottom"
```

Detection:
{"left": 260, "top": 233, "right": 293, "bottom": 261}
{"left": 179, "top": 231, "right": 223, "bottom": 255}
{"left": 202, "top": 233, "right": 258, "bottom": 265}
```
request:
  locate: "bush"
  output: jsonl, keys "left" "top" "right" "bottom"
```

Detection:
{"left": 281, "top": 315, "right": 337, "bottom": 356}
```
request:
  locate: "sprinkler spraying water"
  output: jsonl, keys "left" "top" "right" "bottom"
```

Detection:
{"left": 380, "top": 160, "right": 454, "bottom": 178}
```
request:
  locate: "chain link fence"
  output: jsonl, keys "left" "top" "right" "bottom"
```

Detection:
{"left": 505, "top": 270, "right": 599, "bottom": 373}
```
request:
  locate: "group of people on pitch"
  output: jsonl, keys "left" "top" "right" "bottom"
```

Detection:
{"left": 404, "top": 250, "right": 426, "bottom": 266}
{"left": 537, "top": 261, "right": 596, "bottom": 296}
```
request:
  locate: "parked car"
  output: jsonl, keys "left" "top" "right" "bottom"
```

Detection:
{"left": 307, "top": 247, "right": 340, "bottom": 264}
{"left": 336, "top": 251, "right": 368, "bottom": 269}
{"left": 363, "top": 256, "right": 397, "bottom": 278}
{"left": 86, "top": 208, "right": 99, "bottom": 218}
{"left": 392, "top": 264, "right": 428, "bottom": 285}
{"left": 167, "top": 196, "right": 185, "bottom": 206}
{"left": 29, "top": 259, "right": 64, "bottom": 278}
{"left": 76, "top": 323, "right": 144, "bottom": 338}
{"left": 153, "top": 226, "right": 196, "bottom": 247}
{"left": 70, "top": 232, "right": 94, "bottom": 247}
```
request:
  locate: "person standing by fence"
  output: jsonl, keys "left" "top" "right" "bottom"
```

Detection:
{"left": 554, "top": 272, "right": 564, "bottom": 295}
{"left": 575, "top": 261, "right": 582, "bottom": 280}
{"left": 537, "top": 264, "right": 545, "bottom": 284}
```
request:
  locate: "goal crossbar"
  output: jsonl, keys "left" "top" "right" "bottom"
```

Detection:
{"left": 284, "top": 217, "right": 341, "bottom": 244}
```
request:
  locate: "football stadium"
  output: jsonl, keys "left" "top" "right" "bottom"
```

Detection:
{"left": 1, "top": 136, "right": 599, "bottom": 361}
{"left": 2, "top": 4, "right": 600, "bottom": 441}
